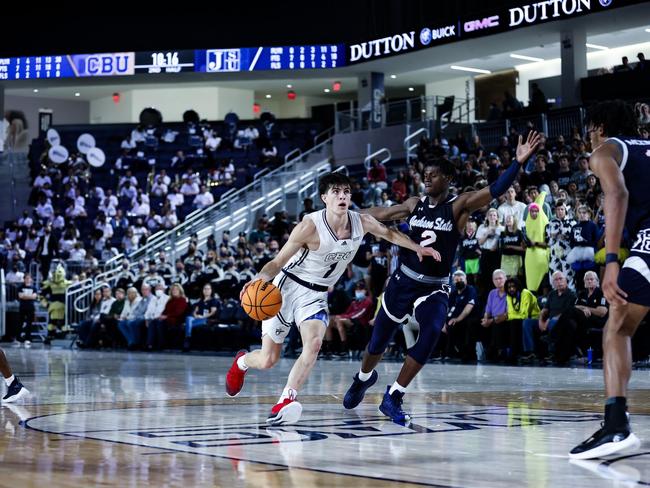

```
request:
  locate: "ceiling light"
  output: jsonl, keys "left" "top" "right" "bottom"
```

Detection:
{"left": 408, "top": 87, "right": 415, "bottom": 92}
{"left": 450, "top": 65, "right": 491, "bottom": 74}
{"left": 286, "top": 84, "right": 292, "bottom": 88}
{"left": 586, "top": 43, "right": 608, "bottom": 50}
{"left": 390, "top": 74, "right": 397, "bottom": 79}
{"left": 646, "top": 28, "right": 650, "bottom": 33}
{"left": 510, "top": 53, "right": 544, "bottom": 62}
{"left": 265, "top": 94, "right": 272, "bottom": 99}
{"left": 324, "top": 88, "right": 330, "bottom": 93}
{"left": 74, "top": 92, "right": 80, "bottom": 97}
{"left": 33, "top": 89, "right": 38, "bottom": 93}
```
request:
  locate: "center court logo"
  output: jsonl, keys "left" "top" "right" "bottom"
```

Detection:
{"left": 599, "top": 0, "right": 612, "bottom": 5}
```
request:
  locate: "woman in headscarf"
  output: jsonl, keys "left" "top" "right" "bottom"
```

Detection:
{"left": 524, "top": 193, "right": 549, "bottom": 293}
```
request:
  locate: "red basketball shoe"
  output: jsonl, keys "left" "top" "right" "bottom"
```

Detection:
{"left": 225, "top": 350, "right": 248, "bottom": 397}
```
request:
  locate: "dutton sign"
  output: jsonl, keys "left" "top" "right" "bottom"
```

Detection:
{"left": 350, "top": 32, "right": 415, "bottom": 62}
{"left": 509, "top": 0, "right": 594, "bottom": 27}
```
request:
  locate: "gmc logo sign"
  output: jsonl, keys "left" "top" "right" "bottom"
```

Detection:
{"left": 463, "top": 15, "right": 500, "bottom": 32}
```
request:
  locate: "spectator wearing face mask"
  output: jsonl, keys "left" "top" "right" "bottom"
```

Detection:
{"left": 324, "top": 281, "right": 374, "bottom": 356}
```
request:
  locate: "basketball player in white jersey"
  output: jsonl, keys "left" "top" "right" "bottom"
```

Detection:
{"left": 226, "top": 172, "right": 440, "bottom": 425}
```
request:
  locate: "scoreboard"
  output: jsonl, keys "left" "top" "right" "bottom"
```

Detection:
{"left": 195, "top": 45, "right": 343, "bottom": 72}
{"left": 0, "top": 45, "right": 345, "bottom": 80}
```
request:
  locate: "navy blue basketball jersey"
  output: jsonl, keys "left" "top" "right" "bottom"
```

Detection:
{"left": 399, "top": 195, "right": 460, "bottom": 277}
{"left": 609, "top": 137, "right": 650, "bottom": 235}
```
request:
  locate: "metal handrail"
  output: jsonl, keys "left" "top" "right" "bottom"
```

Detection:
{"left": 130, "top": 134, "right": 334, "bottom": 263}
{"left": 313, "top": 127, "right": 334, "bottom": 146}
{"left": 364, "top": 148, "right": 391, "bottom": 170}
{"left": 404, "top": 128, "right": 429, "bottom": 165}
{"left": 284, "top": 148, "right": 301, "bottom": 164}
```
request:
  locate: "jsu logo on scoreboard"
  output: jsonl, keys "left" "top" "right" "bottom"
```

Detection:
{"left": 73, "top": 53, "right": 135, "bottom": 77}
{"left": 206, "top": 49, "right": 241, "bottom": 72}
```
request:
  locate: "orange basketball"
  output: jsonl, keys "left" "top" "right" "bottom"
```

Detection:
{"left": 241, "top": 280, "right": 283, "bottom": 321}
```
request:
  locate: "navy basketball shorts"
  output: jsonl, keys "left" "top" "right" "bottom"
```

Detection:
{"left": 380, "top": 269, "right": 450, "bottom": 326}
{"left": 619, "top": 228, "right": 650, "bottom": 307}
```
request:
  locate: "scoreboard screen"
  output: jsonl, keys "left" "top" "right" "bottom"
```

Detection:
{"left": 195, "top": 45, "right": 344, "bottom": 73}
{"left": 0, "top": 53, "right": 135, "bottom": 80}
{"left": 134, "top": 50, "right": 195, "bottom": 74}
{"left": 0, "top": 45, "right": 345, "bottom": 80}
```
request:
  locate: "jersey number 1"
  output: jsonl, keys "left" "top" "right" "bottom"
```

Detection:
{"left": 323, "top": 263, "right": 337, "bottom": 279}
{"left": 421, "top": 230, "right": 437, "bottom": 247}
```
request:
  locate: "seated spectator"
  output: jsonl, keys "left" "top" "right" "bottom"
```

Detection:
{"left": 183, "top": 283, "right": 220, "bottom": 351}
{"left": 118, "top": 283, "right": 151, "bottom": 349}
{"left": 260, "top": 140, "right": 279, "bottom": 166}
{"left": 97, "top": 288, "right": 126, "bottom": 347}
{"left": 479, "top": 270, "right": 508, "bottom": 361}
{"left": 180, "top": 178, "right": 200, "bottom": 197}
{"left": 77, "top": 286, "right": 115, "bottom": 348}
{"left": 391, "top": 171, "right": 408, "bottom": 202}
{"left": 523, "top": 271, "right": 576, "bottom": 363}
{"left": 147, "top": 283, "right": 188, "bottom": 350}
{"left": 441, "top": 270, "right": 479, "bottom": 360}
{"left": 636, "top": 52, "right": 647, "bottom": 71}
{"left": 571, "top": 271, "right": 609, "bottom": 357}
{"left": 151, "top": 175, "right": 168, "bottom": 197}
{"left": 193, "top": 185, "right": 214, "bottom": 210}
{"left": 504, "top": 278, "right": 541, "bottom": 362}
{"left": 324, "top": 281, "right": 374, "bottom": 356}
{"left": 75, "top": 289, "right": 103, "bottom": 348}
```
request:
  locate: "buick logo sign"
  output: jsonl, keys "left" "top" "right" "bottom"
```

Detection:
{"left": 420, "top": 28, "right": 432, "bottom": 46}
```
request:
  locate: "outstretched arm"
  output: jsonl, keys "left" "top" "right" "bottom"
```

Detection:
{"left": 359, "top": 196, "right": 419, "bottom": 222}
{"left": 454, "top": 131, "right": 541, "bottom": 215}
{"left": 360, "top": 213, "right": 441, "bottom": 262}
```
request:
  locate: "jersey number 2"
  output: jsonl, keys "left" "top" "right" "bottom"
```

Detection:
{"left": 421, "top": 230, "right": 437, "bottom": 247}
{"left": 323, "top": 263, "right": 337, "bottom": 279}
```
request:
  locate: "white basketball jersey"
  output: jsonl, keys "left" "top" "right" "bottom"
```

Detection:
{"left": 283, "top": 209, "right": 364, "bottom": 287}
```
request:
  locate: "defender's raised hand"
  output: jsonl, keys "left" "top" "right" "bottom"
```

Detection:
{"left": 515, "top": 130, "right": 542, "bottom": 164}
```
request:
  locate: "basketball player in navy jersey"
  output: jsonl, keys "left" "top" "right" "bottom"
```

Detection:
{"left": 343, "top": 130, "right": 540, "bottom": 423}
{"left": 570, "top": 101, "right": 649, "bottom": 459}
{"left": 225, "top": 172, "right": 440, "bottom": 425}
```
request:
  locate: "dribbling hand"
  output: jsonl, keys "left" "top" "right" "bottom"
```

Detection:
{"left": 240, "top": 279, "right": 260, "bottom": 301}
{"left": 416, "top": 246, "right": 442, "bottom": 262}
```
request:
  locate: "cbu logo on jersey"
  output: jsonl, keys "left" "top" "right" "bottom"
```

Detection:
{"left": 324, "top": 251, "right": 354, "bottom": 262}
{"left": 409, "top": 216, "right": 454, "bottom": 232}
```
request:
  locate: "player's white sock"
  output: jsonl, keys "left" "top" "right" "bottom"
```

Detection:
{"left": 4, "top": 375, "right": 14, "bottom": 386}
{"left": 389, "top": 381, "right": 407, "bottom": 395}
{"left": 278, "top": 387, "right": 297, "bottom": 403}
{"left": 358, "top": 370, "right": 373, "bottom": 382}
{"left": 237, "top": 355, "right": 248, "bottom": 371}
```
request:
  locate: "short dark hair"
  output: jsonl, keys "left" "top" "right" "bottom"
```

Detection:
{"left": 424, "top": 158, "right": 456, "bottom": 177}
{"left": 586, "top": 100, "right": 637, "bottom": 136}
{"left": 318, "top": 172, "right": 352, "bottom": 195}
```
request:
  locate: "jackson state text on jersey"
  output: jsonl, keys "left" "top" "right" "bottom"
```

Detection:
{"left": 400, "top": 195, "right": 460, "bottom": 277}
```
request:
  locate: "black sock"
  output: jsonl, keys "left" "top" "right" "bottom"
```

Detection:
{"left": 604, "top": 397, "right": 628, "bottom": 430}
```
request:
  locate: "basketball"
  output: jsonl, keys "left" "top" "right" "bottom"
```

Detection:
{"left": 241, "top": 280, "right": 282, "bottom": 321}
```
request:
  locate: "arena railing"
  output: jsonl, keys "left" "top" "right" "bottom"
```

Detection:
{"left": 335, "top": 95, "right": 474, "bottom": 132}
{"left": 404, "top": 128, "right": 430, "bottom": 165}
{"left": 64, "top": 278, "right": 95, "bottom": 331}
{"left": 472, "top": 106, "right": 586, "bottom": 148}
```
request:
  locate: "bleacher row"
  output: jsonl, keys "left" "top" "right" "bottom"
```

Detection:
{"left": 27, "top": 117, "right": 323, "bottom": 252}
